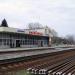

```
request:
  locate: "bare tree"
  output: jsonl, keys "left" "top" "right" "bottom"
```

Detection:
{"left": 65, "top": 35, "right": 75, "bottom": 44}
{"left": 28, "top": 22, "right": 43, "bottom": 29}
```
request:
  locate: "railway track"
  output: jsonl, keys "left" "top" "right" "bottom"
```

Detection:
{"left": 27, "top": 50, "right": 75, "bottom": 75}
{"left": 0, "top": 47, "right": 75, "bottom": 75}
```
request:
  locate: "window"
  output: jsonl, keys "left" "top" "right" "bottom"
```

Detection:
{"left": 0, "top": 39, "right": 2, "bottom": 45}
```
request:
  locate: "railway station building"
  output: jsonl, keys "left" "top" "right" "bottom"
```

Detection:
{"left": 0, "top": 27, "right": 49, "bottom": 48}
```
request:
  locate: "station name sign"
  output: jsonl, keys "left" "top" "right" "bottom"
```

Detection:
{"left": 29, "top": 31, "right": 43, "bottom": 36}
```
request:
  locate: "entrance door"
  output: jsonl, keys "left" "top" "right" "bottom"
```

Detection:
{"left": 16, "top": 40, "right": 20, "bottom": 47}
{"left": 38, "top": 41, "right": 43, "bottom": 47}
{"left": 41, "top": 41, "right": 43, "bottom": 47}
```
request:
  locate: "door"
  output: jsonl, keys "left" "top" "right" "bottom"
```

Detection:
{"left": 16, "top": 40, "right": 20, "bottom": 47}
{"left": 41, "top": 41, "right": 43, "bottom": 47}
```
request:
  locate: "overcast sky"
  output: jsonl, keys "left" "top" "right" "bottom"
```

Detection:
{"left": 0, "top": 0, "right": 75, "bottom": 37}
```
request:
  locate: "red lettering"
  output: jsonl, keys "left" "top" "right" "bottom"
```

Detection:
{"left": 29, "top": 31, "right": 42, "bottom": 36}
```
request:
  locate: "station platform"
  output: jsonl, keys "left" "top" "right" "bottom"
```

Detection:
{"left": 0, "top": 46, "right": 75, "bottom": 61}
{"left": 0, "top": 45, "right": 74, "bottom": 52}
{"left": 0, "top": 47, "right": 53, "bottom": 52}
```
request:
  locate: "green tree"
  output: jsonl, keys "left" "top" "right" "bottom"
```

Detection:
{"left": 1, "top": 19, "right": 8, "bottom": 27}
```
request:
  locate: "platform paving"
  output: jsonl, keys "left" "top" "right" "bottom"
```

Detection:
{"left": 0, "top": 47, "right": 74, "bottom": 61}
